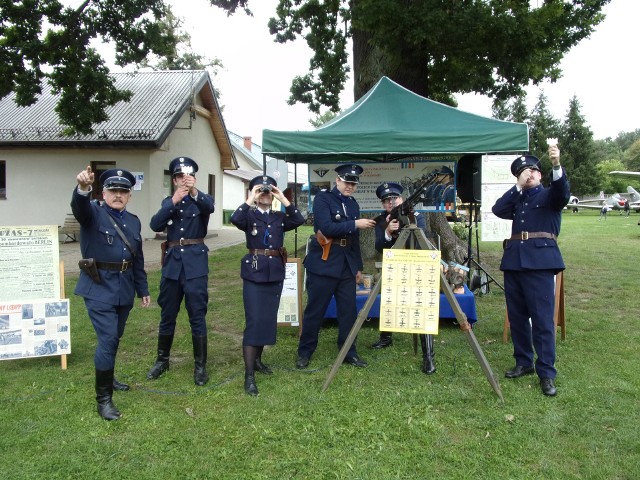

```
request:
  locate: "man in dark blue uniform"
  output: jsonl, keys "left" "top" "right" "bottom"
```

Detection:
{"left": 370, "top": 182, "right": 436, "bottom": 374}
{"left": 72, "top": 166, "right": 151, "bottom": 420}
{"left": 147, "top": 157, "right": 215, "bottom": 386}
{"left": 296, "top": 164, "right": 376, "bottom": 370}
{"left": 231, "top": 175, "right": 305, "bottom": 395}
{"left": 492, "top": 145, "right": 569, "bottom": 397}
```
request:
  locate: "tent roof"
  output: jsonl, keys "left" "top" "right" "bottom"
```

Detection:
{"left": 262, "top": 76, "right": 528, "bottom": 164}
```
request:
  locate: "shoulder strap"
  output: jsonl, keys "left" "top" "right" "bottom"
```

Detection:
{"left": 111, "top": 221, "right": 135, "bottom": 257}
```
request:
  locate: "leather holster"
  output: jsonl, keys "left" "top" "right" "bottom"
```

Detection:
{"left": 315, "top": 230, "right": 333, "bottom": 261}
{"left": 79, "top": 258, "right": 101, "bottom": 283}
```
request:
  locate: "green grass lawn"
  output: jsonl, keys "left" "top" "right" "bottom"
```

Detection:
{"left": 1, "top": 211, "right": 639, "bottom": 479}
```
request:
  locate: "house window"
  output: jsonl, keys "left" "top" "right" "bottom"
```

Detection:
{"left": 0, "top": 160, "right": 6, "bottom": 199}
{"left": 90, "top": 161, "right": 116, "bottom": 201}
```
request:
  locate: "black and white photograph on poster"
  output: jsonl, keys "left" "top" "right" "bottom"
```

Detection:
{"left": 45, "top": 301, "right": 68, "bottom": 317}
{"left": 308, "top": 159, "right": 457, "bottom": 213}
{"left": 21, "top": 304, "right": 33, "bottom": 319}
{"left": 0, "top": 299, "right": 71, "bottom": 361}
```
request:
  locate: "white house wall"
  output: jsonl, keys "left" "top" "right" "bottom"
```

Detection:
{"left": 0, "top": 109, "right": 226, "bottom": 240}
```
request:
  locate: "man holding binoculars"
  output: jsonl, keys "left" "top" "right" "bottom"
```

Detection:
{"left": 147, "top": 156, "right": 215, "bottom": 386}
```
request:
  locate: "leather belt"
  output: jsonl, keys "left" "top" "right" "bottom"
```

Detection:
{"left": 334, "top": 237, "right": 352, "bottom": 246}
{"left": 165, "top": 238, "right": 205, "bottom": 248}
{"left": 509, "top": 232, "right": 556, "bottom": 241}
{"left": 96, "top": 260, "right": 132, "bottom": 272}
{"left": 249, "top": 249, "right": 281, "bottom": 257}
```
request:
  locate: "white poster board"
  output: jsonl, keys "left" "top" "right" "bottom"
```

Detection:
{"left": 277, "top": 259, "right": 302, "bottom": 329}
{"left": 0, "top": 299, "right": 71, "bottom": 360}
{"left": 0, "top": 225, "right": 70, "bottom": 366}
{"left": 0, "top": 225, "right": 61, "bottom": 301}
{"left": 480, "top": 155, "right": 516, "bottom": 242}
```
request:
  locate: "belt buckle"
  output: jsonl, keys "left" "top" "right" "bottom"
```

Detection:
{"left": 179, "top": 238, "right": 185, "bottom": 246}
{"left": 121, "top": 260, "right": 128, "bottom": 272}
{"left": 521, "top": 231, "right": 529, "bottom": 240}
{"left": 339, "top": 239, "right": 347, "bottom": 246}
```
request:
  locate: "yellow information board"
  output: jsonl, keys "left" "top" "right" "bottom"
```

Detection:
{"left": 379, "top": 249, "right": 441, "bottom": 335}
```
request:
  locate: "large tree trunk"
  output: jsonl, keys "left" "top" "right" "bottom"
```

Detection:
{"left": 352, "top": 29, "right": 467, "bottom": 263}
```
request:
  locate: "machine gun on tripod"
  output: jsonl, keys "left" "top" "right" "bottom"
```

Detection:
{"left": 378, "top": 168, "right": 454, "bottom": 236}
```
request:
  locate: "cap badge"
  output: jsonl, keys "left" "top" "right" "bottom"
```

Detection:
{"left": 117, "top": 170, "right": 123, "bottom": 176}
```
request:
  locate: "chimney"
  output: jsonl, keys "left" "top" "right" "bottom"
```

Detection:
{"left": 243, "top": 136, "right": 252, "bottom": 151}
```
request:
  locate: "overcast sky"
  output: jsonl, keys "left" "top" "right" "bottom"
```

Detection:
{"left": 157, "top": 0, "right": 639, "bottom": 143}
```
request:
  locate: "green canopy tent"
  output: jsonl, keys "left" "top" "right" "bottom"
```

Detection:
{"left": 262, "top": 76, "right": 529, "bottom": 164}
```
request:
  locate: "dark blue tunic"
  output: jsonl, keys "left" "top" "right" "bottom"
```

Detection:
{"left": 71, "top": 188, "right": 149, "bottom": 370}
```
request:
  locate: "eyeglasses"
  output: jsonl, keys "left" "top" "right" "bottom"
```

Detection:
{"left": 382, "top": 197, "right": 399, "bottom": 204}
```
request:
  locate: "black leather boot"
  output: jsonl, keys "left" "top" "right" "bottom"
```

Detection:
{"left": 371, "top": 331, "right": 393, "bottom": 349}
{"left": 244, "top": 372, "right": 258, "bottom": 396}
{"left": 147, "top": 334, "right": 173, "bottom": 380}
{"left": 192, "top": 335, "right": 209, "bottom": 386}
{"left": 420, "top": 334, "right": 436, "bottom": 375}
{"left": 95, "top": 369, "right": 121, "bottom": 421}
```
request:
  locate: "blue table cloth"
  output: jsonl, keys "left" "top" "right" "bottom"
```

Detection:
{"left": 324, "top": 284, "right": 477, "bottom": 324}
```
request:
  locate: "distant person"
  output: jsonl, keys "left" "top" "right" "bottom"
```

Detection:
{"left": 231, "top": 176, "right": 305, "bottom": 395}
{"left": 491, "top": 145, "right": 570, "bottom": 397}
{"left": 599, "top": 205, "right": 608, "bottom": 221}
{"left": 72, "top": 166, "right": 151, "bottom": 420}
{"left": 296, "top": 165, "right": 376, "bottom": 370}
{"left": 624, "top": 199, "right": 630, "bottom": 216}
{"left": 147, "top": 157, "right": 215, "bottom": 386}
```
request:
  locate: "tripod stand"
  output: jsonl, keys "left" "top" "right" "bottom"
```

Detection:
{"left": 463, "top": 202, "right": 504, "bottom": 294}
{"left": 321, "top": 224, "right": 503, "bottom": 401}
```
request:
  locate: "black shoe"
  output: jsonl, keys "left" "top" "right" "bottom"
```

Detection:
{"left": 244, "top": 373, "right": 258, "bottom": 396}
{"left": 255, "top": 358, "right": 273, "bottom": 375}
{"left": 112, "top": 378, "right": 130, "bottom": 391}
{"left": 344, "top": 355, "right": 368, "bottom": 368}
{"left": 505, "top": 365, "right": 535, "bottom": 378}
{"left": 371, "top": 335, "right": 393, "bottom": 349}
{"left": 540, "top": 378, "right": 557, "bottom": 396}
{"left": 295, "top": 356, "right": 310, "bottom": 369}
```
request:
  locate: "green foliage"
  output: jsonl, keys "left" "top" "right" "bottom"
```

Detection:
{"left": 596, "top": 159, "right": 627, "bottom": 193}
{"left": 450, "top": 222, "right": 469, "bottom": 242}
{"left": 560, "top": 96, "right": 598, "bottom": 195}
{"left": 1, "top": 219, "right": 639, "bottom": 478}
{"left": 219, "top": 0, "right": 610, "bottom": 112}
{"left": 0, "top": 0, "right": 178, "bottom": 135}
{"left": 624, "top": 139, "right": 640, "bottom": 171}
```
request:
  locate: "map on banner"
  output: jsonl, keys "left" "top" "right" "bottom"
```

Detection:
{"left": 379, "top": 249, "right": 441, "bottom": 335}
